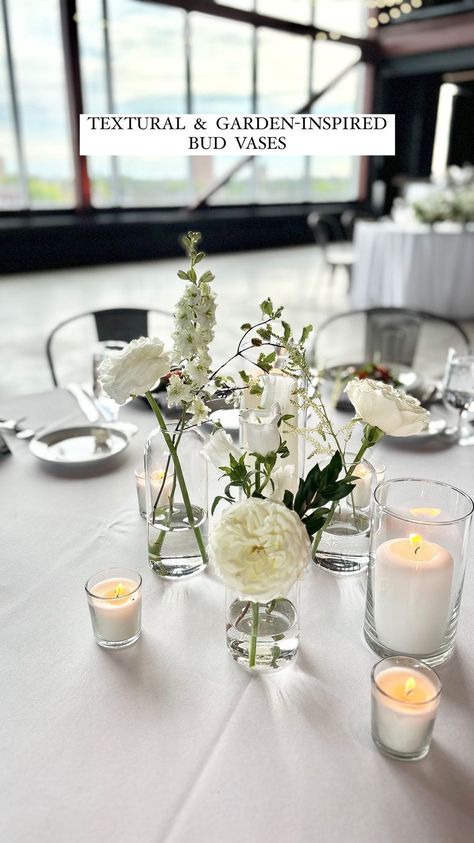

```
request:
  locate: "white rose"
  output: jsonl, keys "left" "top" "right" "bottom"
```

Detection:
{"left": 240, "top": 403, "right": 281, "bottom": 455}
{"left": 201, "top": 428, "right": 241, "bottom": 470}
{"left": 345, "top": 378, "right": 429, "bottom": 437}
{"left": 209, "top": 498, "right": 310, "bottom": 601}
{"left": 98, "top": 337, "right": 171, "bottom": 405}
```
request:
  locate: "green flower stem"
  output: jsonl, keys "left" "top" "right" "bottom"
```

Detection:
{"left": 311, "top": 427, "right": 384, "bottom": 556}
{"left": 145, "top": 391, "right": 208, "bottom": 566}
{"left": 249, "top": 601, "right": 260, "bottom": 668}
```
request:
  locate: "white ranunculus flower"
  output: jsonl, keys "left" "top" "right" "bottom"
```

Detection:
{"left": 201, "top": 428, "right": 241, "bottom": 469}
{"left": 240, "top": 403, "right": 281, "bottom": 455}
{"left": 265, "top": 464, "right": 295, "bottom": 501}
{"left": 345, "top": 378, "right": 429, "bottom": 437}
{"left": 98, "top": 336, "right": 171, "bottom": 405}
{"left": 209, "top": 498, "right": 311, "bottom": 601}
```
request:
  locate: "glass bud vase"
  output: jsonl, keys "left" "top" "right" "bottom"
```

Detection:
{"left": 364, "top": 479, "right": 473, "bottom": 666}
{"left": 145, "top": 423, "right": 208, "bottom": 579}
{"left": 225, "top": 584, "right": 300, "bottom": 673}
{"left": 313, "top": 453, "right": 376, "bottom": 576}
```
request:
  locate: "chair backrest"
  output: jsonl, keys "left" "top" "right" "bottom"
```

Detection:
{"left": 46, "top": 307, "right": 173, "bottom": 387}
{"left": 365, "top": 310, "right": 422, "bottom": 368}
{"left": 307, "top": 212, "right": 343, "bottom": 249}
{"left": 312, "top": 307, "right": 470, "bottom": 381}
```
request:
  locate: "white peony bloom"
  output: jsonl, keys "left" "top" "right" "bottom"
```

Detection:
{"left": 201, "top": 427, "right": 241, "bottom": 469}
{"left": 265, "top": 464, "right": 295, "bottom": 501}
{"left": 98, "top": 336, "right": 171, "bottom": 404}
{"left": 189, "top": 397, "right": 210, "bottom": 425}
{"left": 166, "top": 374, "right": 195, "bottom": 407}
{"left": 209, "top": 498, "right": 311, "bottom": 601}
{"left": 345, "top": 378, "right": 429, "bottom": 437}
{"left": 240, "top": 403, "right": 281, "bottom": 455}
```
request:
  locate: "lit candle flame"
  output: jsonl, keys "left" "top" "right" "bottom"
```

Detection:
{"left": 405, "top": 676, "right": 416, "bottom": 696}
{"left": 114, "top": 583, "right": 124, "bottom": 598}
{"left": 409, "top": 533, "right": 423, "bottom": 555}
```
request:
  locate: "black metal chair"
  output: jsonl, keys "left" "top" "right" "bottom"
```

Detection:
{"left": 46, "top": 307, "right": 173, "bottom": 387}
{"left": 311, "top": 307, "right": 470, "bottom": 381}
{"left": 307, "top": 211, "right": 355, "bottom": 288}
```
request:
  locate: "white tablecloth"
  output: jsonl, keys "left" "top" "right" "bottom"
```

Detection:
{"left": 1, "top": 390, "right": 474, "bottom": 843}
{"left": 351, "top": 221, "right": 474, "bottom": 318}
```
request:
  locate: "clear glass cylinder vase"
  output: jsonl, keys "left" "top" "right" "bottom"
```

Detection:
{"left": 225, "top": 584, "right": 300, "bottom": 673}
{"left": 364, "top": 479, "right": 473, "bottom": 666}
{"left": 313, "top": 453, "right": 376, "bottom": 576}
{"left": 145, "top": 423, "right": 208, "bottom": 579}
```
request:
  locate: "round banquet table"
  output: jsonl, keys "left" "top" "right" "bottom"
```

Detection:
{"left": 351, "top": 220, "right": 474, "bottom": 319}
{"left": 1, "top": 388, "right": 474, "bottom": 843}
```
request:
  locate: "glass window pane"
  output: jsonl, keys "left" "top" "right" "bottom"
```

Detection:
{"left": 315, "top": 0, "right": 367, "bottom": 37}
{"left": 190, "top": 13, "right": 252, "bottom": 113}
{"left": 7, "top": 0, "right": 74, "bottom": 208}
{"left": 77, "top": 0, "right": 115, "bottom": 207}
{"left": 310, "top": 64, "right": 365, "bottom": 201}
{"left": 312, "top": 42, "right": 361, "bottom": 93}
{"left": 190, "top": 12, "right": 253, "bottom": 204}
{"left": 257, "top": 0, "right": 313, "bottom": 24}
{"left": 0, "top": 17, "right": 21, "bottom": 209}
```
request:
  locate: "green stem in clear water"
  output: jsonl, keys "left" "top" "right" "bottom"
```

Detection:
{"left": 145, "top": 392, "right": 208, "bottom": 566}
{"left": 311, "top": 437, "right": 374, "bottom": 556}
{"left": 249, "top": 601, "right": 260, "bottom": 668}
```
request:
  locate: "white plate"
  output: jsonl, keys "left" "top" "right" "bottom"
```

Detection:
{"left": 29, "top": 425, "right": 130, "bottom": 466}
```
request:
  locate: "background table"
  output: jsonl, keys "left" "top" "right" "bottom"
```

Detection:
{"left": 351, "top": 221, "right": 474, "bottom": 318}
{"left": 1, "top": 389, "right": 474, "bottom": 843}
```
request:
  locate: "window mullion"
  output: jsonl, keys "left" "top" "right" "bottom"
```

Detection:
{"left": 1, "top": 0, "right": 28, "bottom": 208}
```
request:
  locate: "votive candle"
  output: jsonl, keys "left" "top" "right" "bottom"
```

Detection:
{"left": 86, "top": 568, "right": 142, "bottom": 648}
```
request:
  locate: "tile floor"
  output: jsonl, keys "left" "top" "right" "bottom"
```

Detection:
{"left": 0, "top": 245, "right": 348, "bottom": 397}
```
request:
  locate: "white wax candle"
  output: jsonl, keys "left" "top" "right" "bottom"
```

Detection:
{"left": 136, "top": 468, "right": 174, "bottom": 517}
{"left": 89, "top": 577, "right": 141, "bottom": 643}
{"left": 374, "top": 536, "right": 454, "bottom": 655}
{"left": 351, "top": 464, "right": 372, "bottom": 508}
{"left": 372, "top": 666, "right": 440, "bottom": 755}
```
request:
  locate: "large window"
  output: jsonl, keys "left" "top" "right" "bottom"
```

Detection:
{"left": 0, "top": 0, "right": 368, "bottom": 210}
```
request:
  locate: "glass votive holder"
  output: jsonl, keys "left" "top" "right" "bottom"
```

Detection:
{"left": 135, "top": 464, "right": 175, "bottom": 519}
{"left": 364, "top": 478, "right": 474, "bottom": 666}
{"left": 371, "top": 656, "right": 442, "bottom": 761}
{"left": 313, "top": 452, "right": 376, "bottom": 575}
{"left": 85, "top": 568, "right": 142, "bottom": 648}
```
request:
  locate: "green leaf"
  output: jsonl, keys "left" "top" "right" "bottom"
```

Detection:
{"left": 239, "top": 370, "right": 250, "bottom": 384}
{"left": 251, "top": 338, "right": 263, "bottom": 347}
{"left": 283, "top": 490, "right": 294, "bottom": 509}
{"left": 249, "top": 382, "right": 263, "bottom": 396}
{"left": 240, "top": 323, "right": 252, "bottom": 331}
{"left": 177, "top": 270, "right": 189, "bottom": 280}
{"left": 194, "top": 251, "right": 205, "bottom": 264}
{"left": 299, "top": 324, "right": 313, "bottom": 346}
{"left": 281, "top": 320, "right": 291, "bottom": 344}
{"left": 260, "top": 298, "right": 273, "bottom": 317}
{"left": 199, "top": 271, "right": 215, "bottom": 284}
{"left": 188, "top": 268, "right": 197, "bottom": 283}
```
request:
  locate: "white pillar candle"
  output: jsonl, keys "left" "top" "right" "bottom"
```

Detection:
{"left": 87, "top": 576, "right": 142, "bottom": 646}
{"left": 374, "top": 535, "right": 454, "bottom": 655}
{"left": 372, "top": 663, "right": 441, "bottom": 757}
{"left": 136, "top": 468, "right": 174, "bottom": 518}
{"left": 351, "top": 464, "right": 373, "bottom": 508}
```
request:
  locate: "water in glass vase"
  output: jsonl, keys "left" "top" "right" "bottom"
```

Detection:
{"left": 148, "top": 503, "right": 208, "bottom": 579}
{"left": 226, "top": 590, "right": 299, "bottom": 673}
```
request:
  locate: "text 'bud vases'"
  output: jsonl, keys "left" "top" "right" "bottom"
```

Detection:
{"left": 364, "top": 479, "right": 473, "bottom": 667}
{"left": 145, "top": 424, "right": 208, "bottom": 579}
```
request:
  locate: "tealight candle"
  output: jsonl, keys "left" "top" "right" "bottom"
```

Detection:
{"left": 85, "top": 568, "right": 142, "bottom": 648}
{"left": 374, "top": 533, "right": 454, "bottom": 655}
{"left": 371, "top": 657, "right": 442, "bottom": 760}
{"left": 135, "top": 466, "right": 174, "bottom": 519}
{"left": 351, "top": 463, "right": 373, "bottom": 508}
